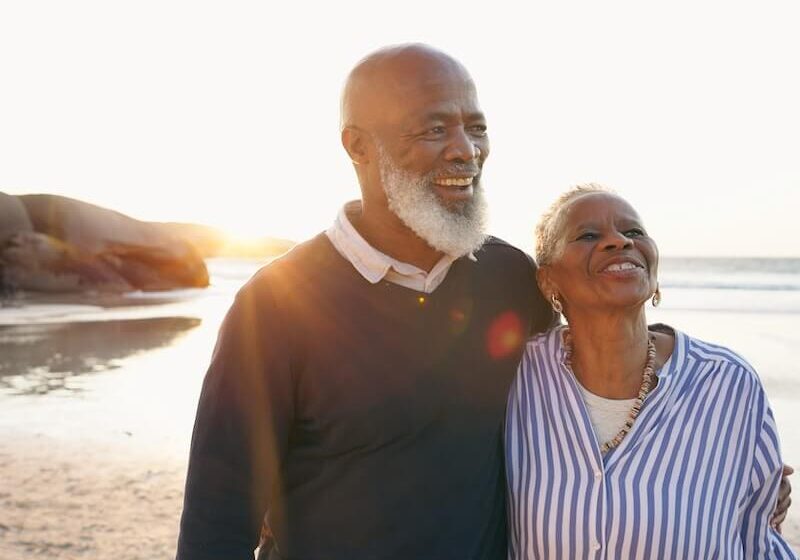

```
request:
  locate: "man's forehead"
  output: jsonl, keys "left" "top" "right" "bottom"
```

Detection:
{"left": 341, "top": 44, "right": 480, "bottom": 129}
{"left": 370, "top": 68, "right": 480, "bottom": 130}
{"left": 365, "top": 55, "right": 474, "bottom": 101}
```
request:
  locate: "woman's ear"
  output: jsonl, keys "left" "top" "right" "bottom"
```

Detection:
{"left": 536, "top": 265, "right": 557, "bottom": 300}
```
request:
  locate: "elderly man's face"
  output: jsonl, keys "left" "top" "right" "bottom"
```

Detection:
{"left": 371, "top": 64, "right": 491, "bottom": 256}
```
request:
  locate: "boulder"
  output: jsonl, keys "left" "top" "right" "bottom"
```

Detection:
{"left": 97, "top": 242, "right": 209, "bottom": 291}
{"left": 1, "top": 231, "right": 133, "bottom": 293}
{"left": 0, "top": 192, "right": 33, "bottom": 243}
{"left": 1, "top": 194, "right": 209, "bottom": 293}
{"left": 20, "top": 194, "right": 195, "bottom": 256}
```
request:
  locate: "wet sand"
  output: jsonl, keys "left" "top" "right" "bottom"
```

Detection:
{"left": 0, "top": 297, "right": 223, "bottom": 560}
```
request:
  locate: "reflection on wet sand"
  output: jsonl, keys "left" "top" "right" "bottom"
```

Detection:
{"left": 0, "top": 316, "right": 202, "bottom": 395}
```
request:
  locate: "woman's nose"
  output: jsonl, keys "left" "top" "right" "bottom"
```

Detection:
{"left": 602, "top": 231, "right": 633, "bottom": 250}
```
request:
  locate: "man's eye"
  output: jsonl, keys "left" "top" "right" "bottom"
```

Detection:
{"left": 625, "top": 228, "right": 645, "bottom": 237}
{"left": 426, "top": 126, "right": 446, "bottom": 135}
{"left": 576, "top": 232, "right": 598, "bottom": 241}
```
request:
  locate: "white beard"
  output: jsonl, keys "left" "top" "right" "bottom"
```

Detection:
{"left": 376, "top": 146, "right": 488, "bottom": 258}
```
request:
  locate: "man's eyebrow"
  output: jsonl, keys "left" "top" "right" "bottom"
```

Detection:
{"left": 416, "top": 111, "right": 486, "bottom": 123}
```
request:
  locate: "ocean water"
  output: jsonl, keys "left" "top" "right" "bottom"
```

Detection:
{"left": 0, "top": 256, "right": 798, "bottom": 558}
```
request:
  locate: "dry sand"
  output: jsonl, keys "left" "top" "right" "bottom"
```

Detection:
{"left": 1, "top": 430, "right": 798, "bottom": 560}
{"left": 0, "top": 434, "right": 185, "bottom": 559}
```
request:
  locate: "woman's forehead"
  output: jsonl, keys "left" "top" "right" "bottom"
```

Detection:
{"left": 562, "top": 192, "right": 642, "bottom": 225}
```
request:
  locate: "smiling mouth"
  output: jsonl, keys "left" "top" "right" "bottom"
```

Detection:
{"left": 433, "top": 176, "right": 475, "bottom": 188}
{"left": 601, "top": 262, "right": 642, "bottom": 272}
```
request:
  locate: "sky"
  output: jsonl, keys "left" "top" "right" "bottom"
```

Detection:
{"left": 1, "top": 1, "right": 798, "bottom": 257}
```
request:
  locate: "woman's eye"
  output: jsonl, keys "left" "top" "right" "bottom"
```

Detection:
{"left": 469, "top": 124, "right": 488, "bottom": 136}
{"left": 576, "top": 232, "right": 598, "bottom": 241}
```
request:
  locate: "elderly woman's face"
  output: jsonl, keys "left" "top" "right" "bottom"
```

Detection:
{"left": 542, "top": 193, "right": 658, "bottom": 315}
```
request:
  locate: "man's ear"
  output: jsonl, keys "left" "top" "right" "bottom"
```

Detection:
{"left": 341, "top": 127, "right": 370, "bottom": 165}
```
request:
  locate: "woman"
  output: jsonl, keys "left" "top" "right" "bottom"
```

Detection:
{"left": 505, "top": 184, "right": 796, "bottom": 559}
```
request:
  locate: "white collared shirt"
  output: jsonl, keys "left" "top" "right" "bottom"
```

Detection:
{"left": 325, "top": 200, "right": 474, "bottom": 294}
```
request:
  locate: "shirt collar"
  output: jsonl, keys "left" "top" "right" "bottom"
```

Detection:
{"left": 325, "top": 200, "right": 476, "bottom": 285}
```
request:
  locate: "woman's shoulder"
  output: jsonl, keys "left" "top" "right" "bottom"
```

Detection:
{"left": 674, "top": 328, "right": 765, "bottom": 390}
{"left": 682, "top": 331, "right": 756, "bottom": 372}
{"left": 518, "top": 327, "right": 566, "bottom": 377}
{"left": 523, "top": 326, "right": 565, "bottom": 355}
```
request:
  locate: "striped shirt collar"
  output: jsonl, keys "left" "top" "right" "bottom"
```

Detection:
{"left": 325, "top": 200, "right": 476, "bottom": 293}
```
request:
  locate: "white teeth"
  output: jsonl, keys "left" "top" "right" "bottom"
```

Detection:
{"left": 435, "top": 177, "right": 474, "bottom": 187}
{"left": 604, "top": 262, "right": 639, "bottom": 272}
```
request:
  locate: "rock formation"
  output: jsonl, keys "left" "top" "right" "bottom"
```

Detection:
{"left": 1, "top": 193, "right": 209, "bottom": 293}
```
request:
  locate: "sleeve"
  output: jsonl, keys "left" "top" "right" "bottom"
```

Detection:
{"left": 504, "top": 352, "right": 531, "bottom": 560}
{"left": 176, "top": 278, "right": 295, "bottom": 560}
{"left": 740, "top": 402, "right": 798, "bottom": 559}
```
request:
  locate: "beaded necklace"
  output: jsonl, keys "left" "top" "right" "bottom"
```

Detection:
{"left": 563, "top": 329, "right": 657, "bottom": 454}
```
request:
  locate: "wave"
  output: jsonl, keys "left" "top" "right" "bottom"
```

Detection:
{"left": 662, "top": 281, "right": 800, "bottom": 292}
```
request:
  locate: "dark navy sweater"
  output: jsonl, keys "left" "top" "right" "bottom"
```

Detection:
{"left": 177, "top": 234, "right": 552, "bottom": 560}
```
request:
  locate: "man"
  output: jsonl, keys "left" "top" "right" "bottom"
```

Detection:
{"left": 176, "top": 44, "right": 790, "bottom": 559}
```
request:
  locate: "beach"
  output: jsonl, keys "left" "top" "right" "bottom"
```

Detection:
{"left": 1, "top": 257, "right": 799, "bottom": 559}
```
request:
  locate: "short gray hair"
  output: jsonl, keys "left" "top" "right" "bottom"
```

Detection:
{"left": 534, "top": 183, "right": 614, "bottom": 266}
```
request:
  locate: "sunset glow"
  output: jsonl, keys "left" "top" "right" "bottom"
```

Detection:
{"left": 1, "top": 1, "right": 798, "bottom": 256}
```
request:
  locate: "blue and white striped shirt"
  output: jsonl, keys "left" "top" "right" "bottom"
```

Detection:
{"left": 505, "top": 326, "right": 797, "bottom": 559}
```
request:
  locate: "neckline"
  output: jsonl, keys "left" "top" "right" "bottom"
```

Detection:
{"left": 576, "top": 381, "right": 637, "bottom": 409}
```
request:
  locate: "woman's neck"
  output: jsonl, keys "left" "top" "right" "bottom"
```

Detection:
{"left": 565, "top": 310, "right": 651, "bottom": 399}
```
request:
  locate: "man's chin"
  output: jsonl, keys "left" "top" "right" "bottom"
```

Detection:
{"left": 431, "top": 185, "right": 479, "bottom": 217}
{"left": 431, "top": 184, "right": 475, "bottom": 211}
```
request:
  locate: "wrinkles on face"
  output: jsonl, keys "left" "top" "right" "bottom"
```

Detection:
{"left": 546, "top": 193, "right": 659, "bottom": 314}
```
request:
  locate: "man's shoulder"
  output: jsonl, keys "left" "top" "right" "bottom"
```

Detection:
{"left": 476, "top": 235, "right": 537, "bottom": 270}
{"left": 242, "top": 234, "right": 340, "bottom": 293}
{"left": 259, "top": 233, "right": 336, "bottom": 272}
{"left": 480, "top": 235, "right": 523, "bottom": 252}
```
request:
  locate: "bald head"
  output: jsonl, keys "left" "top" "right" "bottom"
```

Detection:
{"left": 340, "top": 44, "right": 474, "bottom": 131}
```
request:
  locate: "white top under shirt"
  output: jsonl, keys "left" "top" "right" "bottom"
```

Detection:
{"left": 575, "top": 382, "right": 636, "bottom": 445}
{"left": 325, "top": 200, "right": 476, "bottom": 294}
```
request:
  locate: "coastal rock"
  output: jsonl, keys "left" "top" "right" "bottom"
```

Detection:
{"left": 1, "top": 231, "right": 133, "bottom": 293}
{"left": 1, "top": 193, "right": 209, "bottom": 293}
{"left": 0, "top": 192, "right": 33, "bottom": 243}
{"left": 20, "top": 194, "right": 196, "bottom": 257}
{"left": 97, "top": 242, "right": 208, "bottom": 291}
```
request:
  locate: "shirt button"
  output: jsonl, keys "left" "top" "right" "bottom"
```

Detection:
{"left": 594, "top": 470, "right": 602, "bottom": 479}
{"left": 591, "top": 542, "right": 601, "bottom": 551}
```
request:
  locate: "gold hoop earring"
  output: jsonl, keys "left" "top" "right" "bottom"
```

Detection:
{"left": 550, "top": 293, "right": 563, "bottom": 314}
{"left": 651, "top": 285, "right": 661, "bottom": 307}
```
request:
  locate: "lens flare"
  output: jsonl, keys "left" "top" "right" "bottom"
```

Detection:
{"left": 486, "top": 310, "right": 523, "bottom": 360}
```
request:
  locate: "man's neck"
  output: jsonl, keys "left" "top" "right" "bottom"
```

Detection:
{"left": 349, "top": 202, "right": 444, "bottom": 272}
